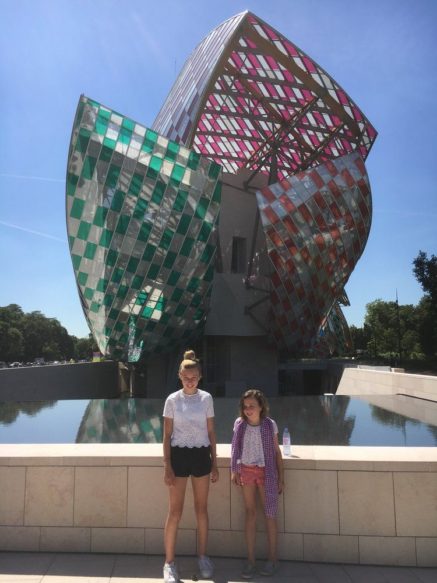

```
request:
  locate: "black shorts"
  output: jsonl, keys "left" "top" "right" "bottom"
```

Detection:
{"left": 170, "top": 445, "right": 212, "bottom": 478}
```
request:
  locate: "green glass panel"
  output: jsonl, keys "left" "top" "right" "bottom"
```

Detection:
{"left": 75, "top": 99, "right": 85, "bottom": 128}
{"left": 142, "top": 243, "right": 156, "bottom": 261}
{"left": 78, "top": 271, "right": 88, "bottom": 286}
{"left": 70, "top": 198, "right": 85, "bottom": 220}
{"left": 119, "top": 333, "right": 128, "bottom": 343}
{"left": 147, "top": 263, "right": 159, "bottom": 279}
{"left": 115, "top": 214, "right": 130, "bottom": 235}
{"left": 136, "top": 291, "right": 149, "bottom": 305}
{"left": 82, "top": 156, "right": 97, "bottom": 180}
{"left": 90, "top": 301, "right": 100, "bottom": 313}
{"left": 103, "top": 294, "right": 114, "bottom": 307}
{"left": 106, "top": 164, "right": 121, "bottom": 189}
{"left": 187, "top": 277, "right": 200, "bottom": 293}
{"left": 142, "top": 306, "right": 154, "bottom": 318}
{"left": 99, "top": 145, "right": 113, "bottom": 162}
{"left": 159, "top": 228, "right": 173, "bottom": 251}
{"left": 212, "top": 181, "right": 222, "bottom": 203}
{"left": 111, "top": 189, "right": 125, "bottom": 212}
{"left": 176, "top": 213, "right": 191, "bottom": 235}
{"left": 133, "top": 198, "right": 148, "bottom": 219}
{"left": 171, "top": 288, "right": 183, "bottom": 302}
{"left": 171, "top": 163, "right": 184, "bottom": 184}
{"left": 200, "top": 244, "right": 214, "bottom": 264}
{"left": 99, "top": 228, "right": 113, "bottom": 248}
{"left": 160, "top": 313, "right": 170, "bottom": 324}
{"left": 98, "top": 107, "right": 111, "bottom": 120}
{"left": 129, "top": 173, "right": 143, "bottom": 197}
{"left": 204, "top": 264, "right": 214, "bottom": 282}
{"left": 146, "top": 166, "right": 158, "bottom": 180}
{"left": 71, "top": 254, "right": 81, "bottom": 270}
{"left": 138, "top": 222, "right": 152, "bottom": 242}
{"left": 93, "top": 206, "right": 108, "bottom": 227}
{"left": 191, "top": 294, "right": 202, "bottom": 307}
{"left": 131, "top": 274, "right": 145, "bottom": 289}
{"left": 151, "top": 180, "right": 165, "bottom": 204}
{"left": 173, "top": 190, "right": 188, "bottom": 212}
{"left": 84, "top": 242, "right": 97, "bottom": 260}
{"left": 187, "top": 151, "right": 200, "bottom": 170}
{"left": 208, "top": 162, "right": 221, "bottom": 179}
{"left": 194, "top": 308, "right": 205, "bottom": 321}
{"left": 103, "top": 137, "right": 116, "bottom": 149}
{"left": 95, "top": 114, "right": 108, "bottom": 136}
{"left": 114, "top": 321, "right": 124, "bottom": 332}
{"left": 76, "top": 131, "right": 90, "bottom": 154}
{"left": 122, "top": 117, "right": 135, "bottom": 131}
{"left": 174, "top": 304, "right": 187, "bottom": 317}
{"left": 119, "top": 126, "right": 133, "bottom": 144}
{"left": 111, "top": 267, "right": 124, "bottom": 283}
{"left": 198, "top": 221, "right": 212, "bottom": 242}
{"left": 66, "top": 173, "right": 79, "bottom": 196}
{"left": 77, "top": 221, "right": 91, "bottom": 241}
{"left": 126, "top": 256, "right": 139, "bottom": 273}
{"left": 150, "top": 156, "right": 163, "bottom": 172}
{"left": 106, "top": 248, "right": 118, "bottom": 267}
{"left": 117, "top": 285, "right": 129, "bottom": 299}
{"left": 145, "top": 321, "right": 156, "bottom": 331}
{"left": 68, "top": 235, "right": 75, "bottom": 250}
{"left": 96, "top": 278, "right": 108, "bottom": 293}
{"left": 165, "top": 142, "right": 179, "bottom": 161}
{"left": 195, "top": 197, "right": 209, "bottom": 220}
{"left": 163, "top": 251, "right": 177, "bottom": 269}
{"left": 142, "top": 129, "right": 157, "bottom": 153}
{"left": 167, "top": 270, "right": 181, "bottom": 286}
{"left": 180, "top": 237, "right": 194, "bottom": 257}
{"left": 84, "top": 287, "right": 94, "bottom": 300}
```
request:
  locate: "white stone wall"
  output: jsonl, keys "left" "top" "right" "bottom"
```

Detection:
{"left": 0, "top": 443, "right": 436, "bottom": 566}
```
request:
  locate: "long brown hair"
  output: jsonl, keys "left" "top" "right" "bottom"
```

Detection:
{"left": 239, "top": 388, "right": 269, "bottom": 420}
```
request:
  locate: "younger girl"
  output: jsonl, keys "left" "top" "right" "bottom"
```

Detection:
{"left": 231, "top": 389, "right": 284, "bottom": 579}
{"left": 163, "top": 350, "right": 219, "bottom": 583}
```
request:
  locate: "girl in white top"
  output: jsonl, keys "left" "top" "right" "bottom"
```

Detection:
{"left": 162, "top": 350, "right": 219, "bottom": 583}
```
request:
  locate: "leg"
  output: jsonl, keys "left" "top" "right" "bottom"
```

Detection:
{"left": 241, "top": 483, "right": 258, "bottom": 564}
{"left": 191, "top": 474, "right": 210, "bottom": 556}
{"left": 257, "top": 484, "right": 277, "bottom": 562}
{"left": 164, "top": 477, "right": 188, "bottom": 563}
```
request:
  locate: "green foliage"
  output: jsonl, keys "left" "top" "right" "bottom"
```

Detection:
{"left": 0, "top": 304, "right": 91, "bottom": 363}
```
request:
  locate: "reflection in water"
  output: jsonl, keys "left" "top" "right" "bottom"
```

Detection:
{"left": 0, "top": 401, "right": 57, "bottom": 425}
{"left": 76, "top": 399, "right": 162, "bottom": 443}
{"left": 0, "top": 395, "right": 436, "bottom": 446}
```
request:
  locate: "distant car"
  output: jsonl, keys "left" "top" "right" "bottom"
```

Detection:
{"left": 9, "top": 362, "right": 22, "bottom": 368}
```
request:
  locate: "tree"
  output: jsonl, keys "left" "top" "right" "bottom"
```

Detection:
{"left": 413, "top": 251, "right": 437, "bottom": 304}
{"left": 413, "top": 251, "right": 437, "bottom": 357}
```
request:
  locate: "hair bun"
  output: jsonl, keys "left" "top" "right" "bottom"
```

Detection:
{"left": 183, "top": 349, "right": 196, "bottom": 361}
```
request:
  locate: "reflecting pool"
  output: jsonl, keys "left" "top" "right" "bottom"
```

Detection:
{"left": 0, "top": 395, "right": 437, "bottom": 446}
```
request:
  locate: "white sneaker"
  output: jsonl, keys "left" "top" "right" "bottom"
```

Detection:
{"left": 198, "top": 555, "right": 214, "bottom": 579}
{"left": 163, "top": 562, "right": 179, "bottom": 583}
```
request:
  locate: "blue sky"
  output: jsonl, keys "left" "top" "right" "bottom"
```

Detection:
{"left": 1, "top": 0, "right": 436, "bottom": 338}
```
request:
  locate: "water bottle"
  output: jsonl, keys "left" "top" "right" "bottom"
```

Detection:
{"left": 282, "top": 427, "right": 291, "bottom": 456}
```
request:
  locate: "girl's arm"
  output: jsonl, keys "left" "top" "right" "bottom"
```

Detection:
{"left": 163, "top": 416, "right": 175, "bottom": 486}
{"left": 273, "top": 433, "right": 284, "bottom": 494}
{"left": 207, "top": 417, "right": 219, "bottom": 483}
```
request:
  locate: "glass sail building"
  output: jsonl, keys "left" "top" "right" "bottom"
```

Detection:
{"left": 66, "top": 11, "right": 377, "bottom": 389}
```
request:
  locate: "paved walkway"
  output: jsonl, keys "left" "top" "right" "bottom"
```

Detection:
{"left": 0, "top": 552, "right": 436, "bottom": 583}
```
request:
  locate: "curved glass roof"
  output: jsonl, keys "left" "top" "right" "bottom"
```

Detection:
{"left": 153, "top": 11, "right": 377, "bottom": 181}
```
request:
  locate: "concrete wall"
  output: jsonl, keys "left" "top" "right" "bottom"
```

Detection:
{"left": 0, "top": 362, "right": 119, "bottom": 401}
{"left": 0, "top": 443, "right": 436, "bottom": 566}
{"left": 337, "top": 367, "right": 437, "bottom": 402}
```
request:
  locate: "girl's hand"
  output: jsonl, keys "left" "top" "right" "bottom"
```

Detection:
{"left": 211, "top": 464, "right": 219, "bottom": 483}
{"left": 164, "top": 464, "right": 175, "bottom": 486}
{"left": 231, "top": 472, "right": 242, "bottom": 486}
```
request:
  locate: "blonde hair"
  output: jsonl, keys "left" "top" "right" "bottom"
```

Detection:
{"left": 179, "top": 349, "right": 201, "bottom": 375}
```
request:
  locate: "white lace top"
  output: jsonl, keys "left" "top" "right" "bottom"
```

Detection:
{"left": 163, "top": 389, "right": 214, "bottom": 448}
{"left": 233, "top": 417, "right": 278, "bottom": 466}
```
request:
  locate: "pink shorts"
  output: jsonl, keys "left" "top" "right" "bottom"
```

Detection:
{"left": 240, "top": 464, "right": 265, "bottom": 486}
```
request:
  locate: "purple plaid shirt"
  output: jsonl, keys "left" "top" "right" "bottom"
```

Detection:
{"left": 231, "top": 417, "right": 279, "bottom": 518}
